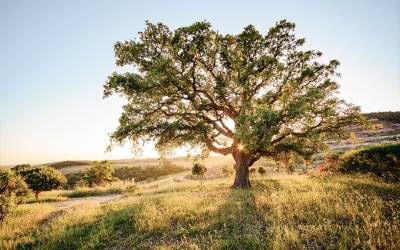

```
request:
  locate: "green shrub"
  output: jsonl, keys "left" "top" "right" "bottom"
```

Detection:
{"left": 0, "top": 169, "right": 30, "bottom": 221}
{"left": 192, "top": 163, "right": 207, "bottom": 184}
{"left": 84, "top": 161, "right": 114, "bottom": 186}
{"left": 339, "top": 143, "right": 400, "bottom": 182}
{"left": 258, "top": 167, "right": 266, "bottom": 176}
{"left": 19, "top": 166, "right": 67, "bottom": 201}
{"left": 64, "top": 172, "right": 86, "bottom": 189}
{"left": 11, "top": 164, "right": 32, "bottom": 173}
{"left": 321, "top": 151, "right": 343, "bottom": 172}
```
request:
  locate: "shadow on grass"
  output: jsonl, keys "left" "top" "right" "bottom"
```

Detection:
{"left": 337, "top": 177, "right": 400, "bottom": 200}
{"left": 18, "top": 182, "right": 277, "bottom": 250}
{"left": 252, "top": 178, "right": 282, "bottom": 192}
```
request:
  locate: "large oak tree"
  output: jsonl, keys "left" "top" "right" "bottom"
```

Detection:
{"left": 104, "top": 20, "right": 365, "bottom": 188}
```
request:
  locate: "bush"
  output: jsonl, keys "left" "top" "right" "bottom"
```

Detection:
{"left": 64, "top": 172, "right": 86, "bottom": 189}
{"left": 322, "top": 151, "right": 342, "bottom": 172}
{"left": 19, "top": 166, "right": 67, "bottom": 201}
{"left": 192, "top": 163, "right": 207, "bottom": 184}
{"left": 339, "top": 143, "right": 400, "bottom": 182}
{"left": 258, "top": 167, "right": 266, "bottom": 176}
{"left": 11, "top": 164, "right": 32, "bottom": 173}
{"left": 0, "top": 169, "right": 30, "bottom": 221}
{"left": 84, "top": 161, "right": 114, "bottom": 186}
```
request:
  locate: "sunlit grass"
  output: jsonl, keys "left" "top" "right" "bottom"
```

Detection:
{"left": 1, "top": 175, "right": 399, "bottom": 249}
{"left": 0, "top": 203, "right": 55, "bottom": 249}
{"left": 25, "top": 190, "right": 67, "bottom": 203}
{"left": 63, "top": 180, "right": 137, "bottom": 198}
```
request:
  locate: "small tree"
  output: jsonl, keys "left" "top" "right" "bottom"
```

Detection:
{"left": 84, "top": 161, "right": 114, "bottom": 187}
{"left": 192, "top": 163, "right": 207, "bottom": 184}
{"left": 249, "top": 167, "right": 257, "bottom": 176}
{"left": 258, "top": 167, "right": 266, "bottom": 176}
{"left": 1, "top": 169, "right": 30, "bottom": 221}
{"left": 221, "top": 164, "right": 234, "bottom": 178}
{"left": 20, "top": 167, "right": 66, "bottom": 201}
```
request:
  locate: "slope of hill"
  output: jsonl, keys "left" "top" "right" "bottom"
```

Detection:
{"left": 1, "top": 175, "right": 399, "bottom": 249}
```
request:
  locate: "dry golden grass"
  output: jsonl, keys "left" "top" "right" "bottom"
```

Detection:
{"left": 1, "top": 174, "right": 399, "bottom": 249}
{"left": 0, "top": 203, "right": 55, "bottom": 249}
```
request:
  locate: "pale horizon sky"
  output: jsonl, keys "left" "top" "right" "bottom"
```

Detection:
{"left": 1, "top": 0, "right": 399, "bottom": 165}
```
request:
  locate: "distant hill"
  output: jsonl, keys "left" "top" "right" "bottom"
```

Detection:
{"left": 47, "top": 160, "right": 91, "bottom": 169}
{"left": 364, "top": 111, "right": 400, "bottom": 124}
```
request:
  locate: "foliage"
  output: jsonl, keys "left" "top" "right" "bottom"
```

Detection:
{"left": 104, "top": 20, "right": 366, "bottom": 188}
{"left": 11, "top": 164, "right": 31, "bottom": 173}
{"left": 192, "top": 163, "right": 207, "bottom": 176}
{"left": 65, "top": 172, "right": 86, "bottom": 189}
{"left": 6, "top": 175, "right": 400, "bottom": 249}
{"left": 321, "top": 151, "right": 342, "bottom": 172}
{"left": 19, "top": 166, "right": 67, "bottom": 200}
{"left": 83, "top": 161, "right": 114, "bottom": 187}
{"left": 339, "top": 143, "right": 400, "bottom": 182}
{"left": 0, "top": 169, "right": 30, "bottom": 221}
{"left": 270, "top": 150, "right": 299, "bottom": 174}
{"left": 249, "top": 167, "right": 257, "bottom": 176}
{"left": 258, "top": 166, "right": 266, "bottom": 175}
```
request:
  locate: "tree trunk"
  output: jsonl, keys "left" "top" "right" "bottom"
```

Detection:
{"left": 232, "top": 151, "right": 251, "bottom": 189}
{"left": 35, "top": 191, "right": 39, "bottom": 202}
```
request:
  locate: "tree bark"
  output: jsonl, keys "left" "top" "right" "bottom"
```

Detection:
{"left": 232, "top": 150, "right": 252, "bottom": 189}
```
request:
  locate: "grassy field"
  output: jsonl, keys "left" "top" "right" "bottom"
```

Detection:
{"left": 1, "top": 174, "right": 399, "bottom": 249}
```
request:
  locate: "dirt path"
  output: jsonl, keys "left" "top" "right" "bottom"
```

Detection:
{"left": 53, "top": 194, "right": 125, "bottom": 209}
{"left": 38, "top": 194, "right": 126, "bottom": 231}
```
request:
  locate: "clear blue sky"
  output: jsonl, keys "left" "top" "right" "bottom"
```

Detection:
{"left": 1, "top": 0, "right": 399, "bottom": 165}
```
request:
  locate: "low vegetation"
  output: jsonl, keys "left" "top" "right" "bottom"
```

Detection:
{"left": 1, "top": 175, "right": 399, "bottom": 249}
{"left": 192, "top": 163, "right": 207, "bottom": 184}
{"left": 320, "top": 143, "right": 400, "bottom": 182}
{"left": 339, "top": 143, "right": 400, "bottom": 182}
{"left": 113, "top": 164, "right": 187, "bottom": 182}
{"left": 83, "top": 161, "right": 114, "bottom": 187}
{"left": 63, "top": 181, "right": 136, "bottom": 198}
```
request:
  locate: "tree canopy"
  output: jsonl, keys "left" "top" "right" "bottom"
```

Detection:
{"left": 19, "top": 166, "right": 66, "bottom": 200}
{"left": 104, "top": 20, "right": 365, "bottom": 188}
{"left": 0, "top": 169, "right": 30, "bottom": 221}
{"left": 84, "top": 161, "right": 114, "bottom": 186}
